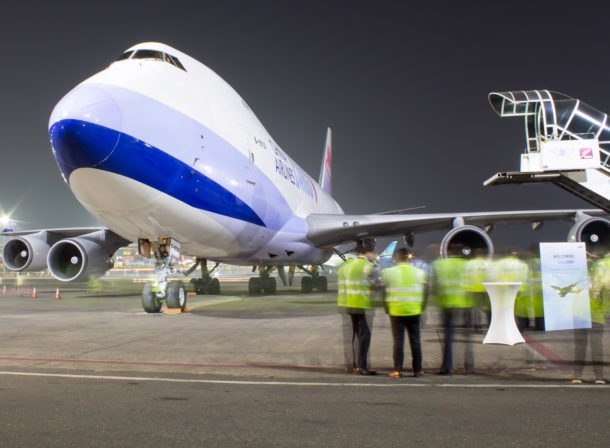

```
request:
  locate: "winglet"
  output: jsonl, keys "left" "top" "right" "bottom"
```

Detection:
{"left": 318, "top": 127, "right": 332, "bottom": 196}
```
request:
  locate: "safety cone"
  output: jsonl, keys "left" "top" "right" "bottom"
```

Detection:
{"left": 55, "top": 288, "right": 61, "bottom": 300}
{"left": 31, "top": 287, "right": 38, "bottom": 298}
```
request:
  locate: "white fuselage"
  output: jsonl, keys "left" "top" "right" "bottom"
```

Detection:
{"left": 48, "top": 42, "right": 343, "bottom": 265}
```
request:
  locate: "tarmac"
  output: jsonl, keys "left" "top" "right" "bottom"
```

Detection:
{"left": 0, "top": 275, "right": 607, "bottom": 386}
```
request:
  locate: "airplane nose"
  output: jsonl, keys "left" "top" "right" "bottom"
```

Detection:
{"left": 48, "top": 84, "right": 121, "bottom": 181}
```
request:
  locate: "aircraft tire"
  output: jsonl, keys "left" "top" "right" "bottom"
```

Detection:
{"left": 206, "top": 277, "right": 221, "bottom": 294}
{"left": 166, "top": 280, "right": 187, "bottom": 311}
{"left": 262, "top": 277, "right": 276, "bottom": 294}
{"left": 315, "top": 276, "right": 328, "bottom": 292}
{"left": 190, "top": 278, "right": 206, "bottom": 295}
{"left": 142, "top": 282, "right": 162, "bottom": 313}
{"left": 248, "top": 277, "right": 263, "bottom": 295}
{"left": 301, "top": 276, "right": 313, "bottom": 293}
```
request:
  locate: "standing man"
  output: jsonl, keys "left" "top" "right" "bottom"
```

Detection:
{"left": 573, "top": 253, "right": 608, "bottom": 384}
{"left": 344, "top": 239, "right": 380, "bottom": 375}
{"left": 382, "top": 248, "right": 428, "bottom": 378}
{"left": 337, "top": 256, "right": 356, "bottom": 373}
{"left": 432, "top": 252, "right": 473, "bottom": 374}
{"left": 464, "top": 248, "right": 494, "bottom": 331}
{"left": 495, "top": 249, "right": 529, "bottom": 332}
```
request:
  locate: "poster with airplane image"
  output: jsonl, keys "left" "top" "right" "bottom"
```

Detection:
{"left": 540, "top": 242, "right": 591, "bottom": 331}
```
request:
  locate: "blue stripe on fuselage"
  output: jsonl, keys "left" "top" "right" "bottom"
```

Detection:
{"left": 49, "top": 119, "right": 266, "bottom": 227}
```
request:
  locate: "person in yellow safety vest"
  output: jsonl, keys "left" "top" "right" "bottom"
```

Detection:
{"left": 337, "top": 257, "right": 356, "bottom": 373}
{"left": 494, "top": 249, "right": 529, "bottom": 332}
{"left": 464, "top": 248, "right": 495, "bottom": 332}
{"left": 573, "top": 254, "right": 609, "bottom": 385}
{"left": 344, "top": 239, "right": 381, "bottom": 375}
{"left": 432, "top": 252, "right": 474, "bottom": 374}
{"left": 382, "top": 248, "right": 427, "bottom": 378}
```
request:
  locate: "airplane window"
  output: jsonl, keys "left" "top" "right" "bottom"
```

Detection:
{"left": 132, "top": 50, "right": 164, "bottom": 61}
{"left": 125, "top": 49, "right": 186, "bottom": 71}
{"left": 163, "top": 54, "right": 186, "bottom": 71}
{"left": 116, "top": 51, "right": 133, "bottom": 61}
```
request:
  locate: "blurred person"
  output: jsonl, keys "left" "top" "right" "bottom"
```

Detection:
{"left": 432, "top": 251, "right": 474, "bottom": 374}
{"left": 526, "top": 250, "right": 545, "bottom": 331}
{"left": 495, "top": 249, "right": 530, "bottom": 332}
{"left": 382, "top": 248, "right": 428, "bottom": 378}
{"left": 464, "top": 248, "right": 494, "bottom": 331}
{"left": 337, "top": 256, "right": 356, "bottom": 373}
{"left": 573, "top": 253, "right": 609, "bottom": 385}
{"left": 344, "top": 239, "right": 381, "bottom": 375}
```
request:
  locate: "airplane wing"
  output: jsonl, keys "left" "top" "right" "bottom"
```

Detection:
{"left": 3, "top": 227, "right": 110, "bottom": 238}
{"left": 306, "top": 208, "right": 608, "bottom": 254}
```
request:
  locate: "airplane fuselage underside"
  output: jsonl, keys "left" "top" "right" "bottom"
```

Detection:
{"left": 68, "top": 167, "right": 329, "bottom": 264}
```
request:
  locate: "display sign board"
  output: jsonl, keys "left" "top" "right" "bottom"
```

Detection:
{"left": 540, "top": 242, "right": 591, "bottom": 331}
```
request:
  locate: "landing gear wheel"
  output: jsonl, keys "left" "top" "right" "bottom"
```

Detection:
{"left": 301, "top": 276, "right": 313, "bottom": 293}
{"left": 206, "top": 277, "right": 221, "bottom": 294}
{"left": 262, "top": 277, "right": 277, "bottom": 294}
{"left": 142, "top": 282, "right": 162, "bottom": 313}
{"left": 314, "top": 276, "right": 328, "bottom": 292}
{"left": 166, "top": 280, "right": 187, "bottom": 311}
{"left": 190, "top": 278, "right": 206, "bottom": 295}
{"left": 248, "top": 277, "right": 263, "bottom": 295}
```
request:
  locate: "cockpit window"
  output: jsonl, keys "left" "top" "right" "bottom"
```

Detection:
{"left": 116, "top": 50, "right": 133, "bottom": 61}
{"left": 132, "top": 50, "right": 164, "bottom": 61}
{"left": 166, "top": 54, "right": 185, "bottom": 71}
{"left": 115, "top": 49, "right": 186, "bottom": 71}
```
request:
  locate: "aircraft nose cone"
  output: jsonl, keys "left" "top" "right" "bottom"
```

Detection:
{"left": 48, "top": 84, "right": 121, "bottom": 182}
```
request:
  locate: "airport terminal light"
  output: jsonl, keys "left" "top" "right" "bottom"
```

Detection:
{"left": 0, "top": 214, "right": 15, "bottom": 233}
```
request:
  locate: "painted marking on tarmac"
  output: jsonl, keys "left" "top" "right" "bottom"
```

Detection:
{"left": 184, "top": 296, "right": 242, "bottom": 309}
{"left": 523, "top": 334, "right": 572, "bottom": 371}
{"left": 0, "top": 371, "right": 605, "bottom": 388}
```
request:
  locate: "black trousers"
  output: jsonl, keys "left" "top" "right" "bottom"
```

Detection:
{"left": 390, "top": 314, "right": 422, "bottom": 373}
{"left": 350, "top": 313, "right": 372, "bottom": 369}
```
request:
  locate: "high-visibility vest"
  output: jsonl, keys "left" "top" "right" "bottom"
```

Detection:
{"left": 345, "top": 257, "right": 375, "bottom": 310}
{"left": 432, "top": 257, "right": 470, "bottom": 308}
{"left": 382, "top": 263, "right": 426, "bottom": 316}
{"left": 527, "top": 258, "right": 544, "bottom": 318}
{"left": 590, "top": 256, "right": 610, "bottom": 324}
{"left": 495, "top": 256, "right": 529, "bottom": 317}
{"left": 495, "top": 256, "right": 528, "bottom": 284}
{"left": 337, "top": 258, "right": 354, "bottom": 308}
{"left": 464, "top": 257, "right": 494, "bottom": 293}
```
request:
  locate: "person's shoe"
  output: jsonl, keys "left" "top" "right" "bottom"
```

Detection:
{"left": 413, "top": 371, "right": 424, "bottom": 377}
{"left": 437, "top": 368, "right": 451, "bottom": 375}
{"left": 595, "top": 379, "right": 606, "bottom": 385}
{"left": 388, "top": 371, "right": 402, "bottom": 378}
{"left": 571, "top": 379, "right": 583, "bottom": 385}
{"left": 354, "top": 368, "right": 377, "bottom": 376}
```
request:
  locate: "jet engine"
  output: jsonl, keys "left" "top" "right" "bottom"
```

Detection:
{"left": 568, "top": 216, "right": 610, "bottom": 257}
{"left": 440, "top": 225, "right": 494, "bottom": 258}
{"left": 2, "top": 233, "right": 50, "bottom": 271}
{"left": 47, "top": 236, "right": 115, "bottom": 281}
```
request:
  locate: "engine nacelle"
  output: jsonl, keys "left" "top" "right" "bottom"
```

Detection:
{"left": 440, "top": 225, "right": 494, "bottom": 258}
{"left": 2, "top": 233, "right": 50, "bottom": 271}
{"left": 568, "top": 216, "right": 610, "bottom": 257}
{"left": 47, "top": 237, "right": 114, "bottom": 281}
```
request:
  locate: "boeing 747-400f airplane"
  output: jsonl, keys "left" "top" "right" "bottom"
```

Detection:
{"left": 2, "top": 43, "right": 609, "bottom": 312}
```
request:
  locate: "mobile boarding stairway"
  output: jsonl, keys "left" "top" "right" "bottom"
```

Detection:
{"left": 485, "top": 90, "right": 610, "bottom": 212}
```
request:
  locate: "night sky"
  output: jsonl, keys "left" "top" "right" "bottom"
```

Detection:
{"left": 1, "top": 1, "right": 608, "bottom": 252}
